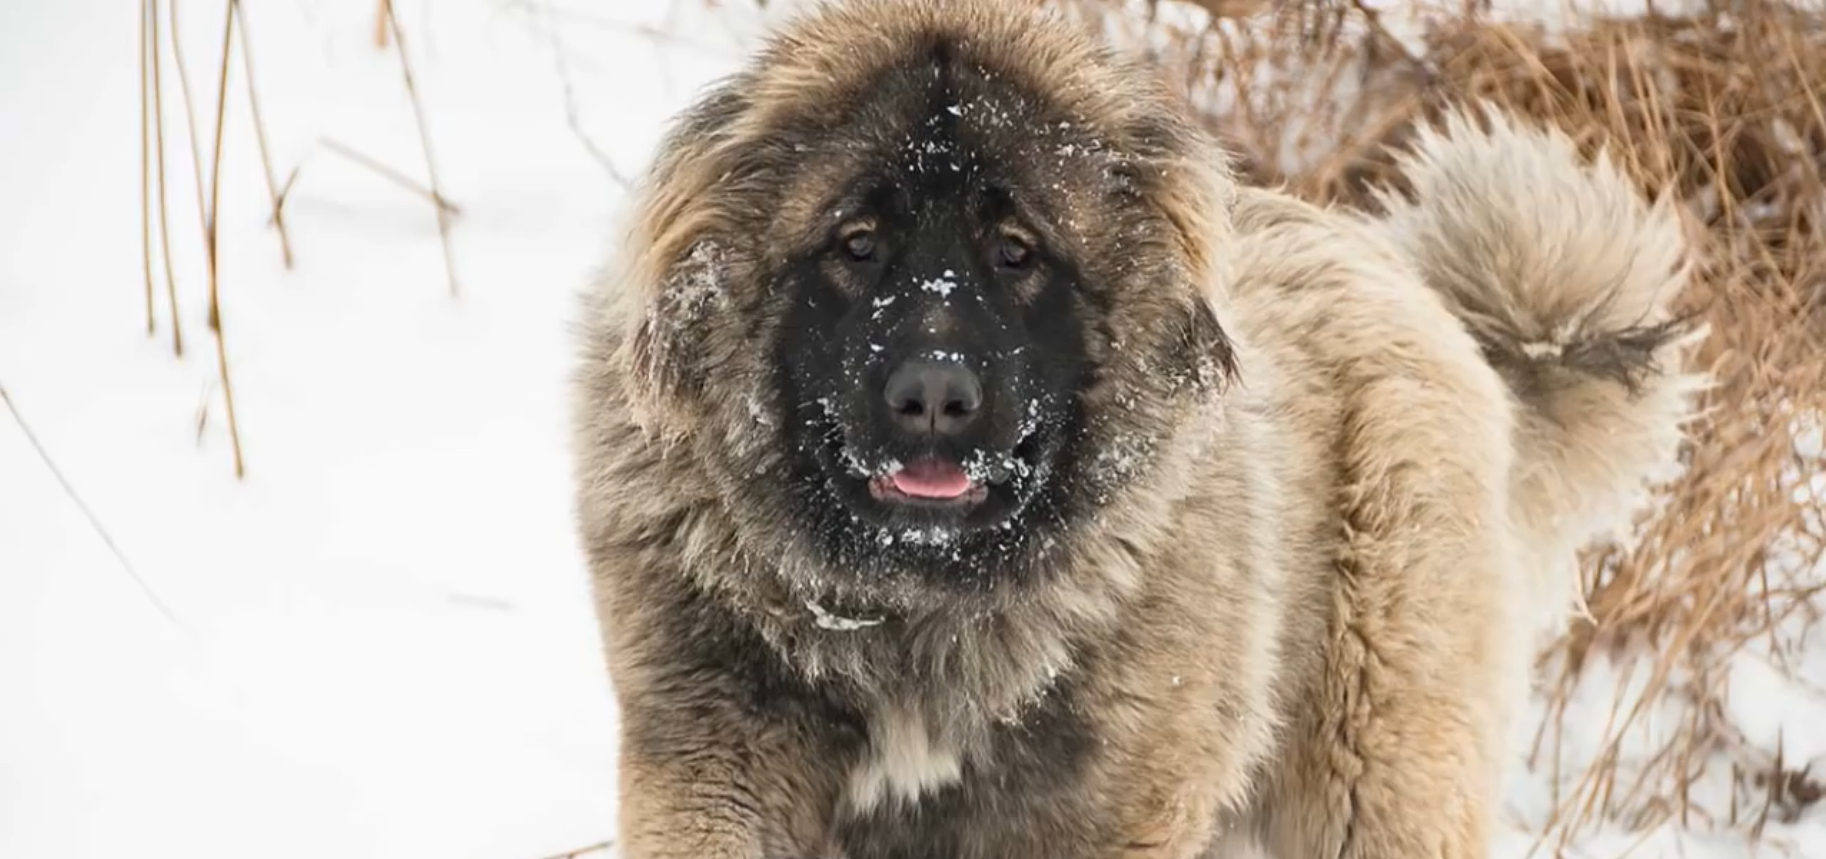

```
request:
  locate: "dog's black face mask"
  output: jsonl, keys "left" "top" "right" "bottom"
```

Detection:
{"left": 767, "top": 67, "right": 1094, "bottom": 586}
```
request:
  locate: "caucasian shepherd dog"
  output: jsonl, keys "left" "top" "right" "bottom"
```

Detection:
{"left": 568, "top": 1, "right": 1706, "bottom": 857}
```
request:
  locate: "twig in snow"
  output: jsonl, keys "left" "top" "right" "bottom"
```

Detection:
{"left": 380, "top": 1, "right": 461, "bottom": 297}
{"left": 528, "top": 840, "right": 615, "bottom": 859}
{"left": 317, "top": 138, "right": 463, "bottom": 215}
{"left": 232, "top": 0, "right": 294, "bottom": 268}
{"left": 195, "top": 381, "right": 213, "bottom": 445}
{"left": 373, "top": 0, "right": 392, "bottom": 49}
{"left": 169, "top": 0, "right": 211, "bottom": 239}
{"left": 150, "top": 0, "right": 184, "bottom": 357}
{"left": 268, "top": 161, "right": 302, "bottom": 227}
{"left": 140, "top": 0, "right": 155, "bottom": 337}
{"left": 539, "top": 0, "right": 632, "bottom": 188}
{"left": 205, "top": 0, "right": 246, "bottom": 479}
{"left": 0, "top": 384, "right": 185, "bottom": 630}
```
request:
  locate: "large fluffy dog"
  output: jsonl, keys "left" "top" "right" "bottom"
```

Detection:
{"left": 568, "top": 1, "right": 1705, "bottom": 857}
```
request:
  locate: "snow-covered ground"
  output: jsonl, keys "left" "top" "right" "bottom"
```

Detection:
{"left": 0, "top": 2, "right": 1819, "bottom": 859}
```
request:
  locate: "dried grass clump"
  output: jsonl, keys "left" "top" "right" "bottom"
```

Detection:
{"left": 1071, "top": 0, "right": 1826, "bottom": 847}
{"left": 136, "top": 0, "right": 466, "bottom": 478}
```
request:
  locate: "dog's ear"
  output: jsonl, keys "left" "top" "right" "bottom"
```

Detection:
{"left": 626, "top": 239, "right": 731, "bottom": 424}
{"left": 615, "top": 85, "right": 756, "bottom": 431}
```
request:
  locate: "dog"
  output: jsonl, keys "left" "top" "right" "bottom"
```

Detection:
{"left": 568, "top": 2, "right": 1705, "bottom": 856}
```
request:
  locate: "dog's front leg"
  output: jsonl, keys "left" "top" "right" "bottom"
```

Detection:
{"left": 616, "top": 694, "right": 848, "bottom": 859}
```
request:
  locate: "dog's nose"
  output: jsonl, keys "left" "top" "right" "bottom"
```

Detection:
{"left": 884, "top": 359, "right": 983, "bottom": 436}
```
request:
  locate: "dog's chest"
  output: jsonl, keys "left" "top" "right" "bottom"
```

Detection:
{"left": 845, "top": 702, "right": 965, "bottom": 814}
{"left": 832, "top": 686, "right": 1098, "bottom": 859}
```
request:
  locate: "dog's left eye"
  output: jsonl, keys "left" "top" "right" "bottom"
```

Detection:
{"left": 842, "top": 230, "right": 877, "bottom": 262}
{"left": 996, "top": 235, "right": 1033, "bottom": 270}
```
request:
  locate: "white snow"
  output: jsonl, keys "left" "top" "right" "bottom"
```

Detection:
{"left": 805, "top": 600, "right": 884, "bottom": 632}
{"left": 0, "top": 2, "right": 779, "bottom": 858}
{"left": 919, "top": 275, "right": 959, "bottom": 298}
{"left": 1, "top": 2, "right": 1821, "bottom": 859}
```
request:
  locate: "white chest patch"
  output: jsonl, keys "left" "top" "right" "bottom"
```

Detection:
{"left": 846, "top": 704, "right": 963, "bottom": 814}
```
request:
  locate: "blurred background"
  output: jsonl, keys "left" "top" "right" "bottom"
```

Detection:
{"left": 0, "top": 1, "right": 1820, "bottom": 858}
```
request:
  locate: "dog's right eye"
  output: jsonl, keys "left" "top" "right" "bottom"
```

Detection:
{"left": 842, "top": 230, "right": 877, "bottom": 262}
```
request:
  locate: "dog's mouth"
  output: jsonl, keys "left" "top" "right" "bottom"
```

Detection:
{"left": 796, "top": 384, "right": 1066, "bottom": 541}
{"left": 820, "top": 427, "right": 1050, "bottom": 534}
{"left": 867, "top": 456, "right": 992, "bottom": 507}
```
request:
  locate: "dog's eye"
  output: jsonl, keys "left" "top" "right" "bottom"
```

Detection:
{"left": 996, "top": 235, "right": 1033, "bottom": 270}
{"left": 842, "top": 230, "right": 877, "bottom": 262}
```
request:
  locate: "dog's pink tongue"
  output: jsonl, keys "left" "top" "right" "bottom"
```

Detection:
{"left": 890, "top": 459, "right": 973, "bottom": 499}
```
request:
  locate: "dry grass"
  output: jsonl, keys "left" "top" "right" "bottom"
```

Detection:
{"left": 1070, "top": 0, "right": 1826, "bottom": 848}
{"left": 379, "top": 0, "right": 462, "bottom": 298}
{"left": 1, "top": 384, "right": 185, "bottom": 630}
{"left": 204, "top": 0, "right": 247, "bottom": 479}
{"left": 234, "top": 1, "right": 294, "bottom": 270}
{"left": 143, "top": 0, "right": 184, "bottom": 357}
{"left": 137, "top": 0, "right": 468, "bottom": 478}
{"left": 141, "top": 0, "right": 154, "bottom": 338}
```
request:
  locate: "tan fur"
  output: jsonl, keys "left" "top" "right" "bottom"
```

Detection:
{"left": 568, "top": 2, "right": 1705, "bottom": 858}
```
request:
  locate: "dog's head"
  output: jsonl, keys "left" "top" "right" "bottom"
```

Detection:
{"left": 597, "top": 0, "right": 1240, "bottom": 602}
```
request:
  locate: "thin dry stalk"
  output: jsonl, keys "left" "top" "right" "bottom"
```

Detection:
{"left": 0, "top": 384, "right": 184, "bottom": 629}
{"left": 380, "top": 1, "right": 461, "bottom": 297}
{"left": 529, "top": 840, "right": 615, "bottom": 859}
{"left": 539, "top": 0, "right": 633, "bottom": 187}
{"left": 151, "top": 0, "right": 184, "bottom": 357}
{"left": 169, "top": 0, "right": 211, "bottom": 240}
{"left": 268, "top": 161, "right": 302, "bottom": 226}
{"left": 140, "top": 0, "right": 155, "bottom": 337}
{"left": 232, "top": 0, "right": 294, "bottom": 268}
{"left": 315, "top": 138, "right": 463, "bottom": 214}
{"left": 374, "top": 0, "right": 392, "bottom": 50}
{"left": 204, "top": 0, "right": 245, "bottom": 479}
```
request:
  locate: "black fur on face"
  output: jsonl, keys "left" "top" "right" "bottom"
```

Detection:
{"left": 772, "top": 181, "right": 1092, "bottom": 571}
{"left": 762, "top": 49, "right": 1099, "bottom": 590}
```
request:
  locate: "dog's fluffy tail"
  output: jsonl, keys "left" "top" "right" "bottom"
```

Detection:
{"left": 1370, "top": 104, "right": 1711, "bottom": 632}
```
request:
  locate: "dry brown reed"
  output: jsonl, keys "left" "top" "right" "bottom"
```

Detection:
{"left": 1, "top": 384, "right": 184, "bottom": 629}
{"left": 169, "top": 0, "right": 213, "bottom": 248}
{"left": 379, "top": 0, "right": 462, "bottom": 297}
{"left": 527, "top": 840, "right": 615, "bottom": 859}
{"left": 136, "top": 0, "right": 473, "bottom": 477}
{"left": 536, "top": 0, "right": 636, "bottom": 187}
{"left": 141, "top": 0, "right": 155, "bottom": 338}
{"left": 375, "top": 0, "right": 394, "bottom": 50}
{"left": 144, "top": 0, "right": 184, "bottom": 357}
{"left": 1074, "top": 0, "right": 1826, "bottom": 849}
{"left": 233, "top": 1, "right": 295, "bottom": 269}
{"left": 204, "top": 0, "right": 246, "bottom": 478}
{"left": 316, "top": 137, "right": 466, "bottom": 216}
